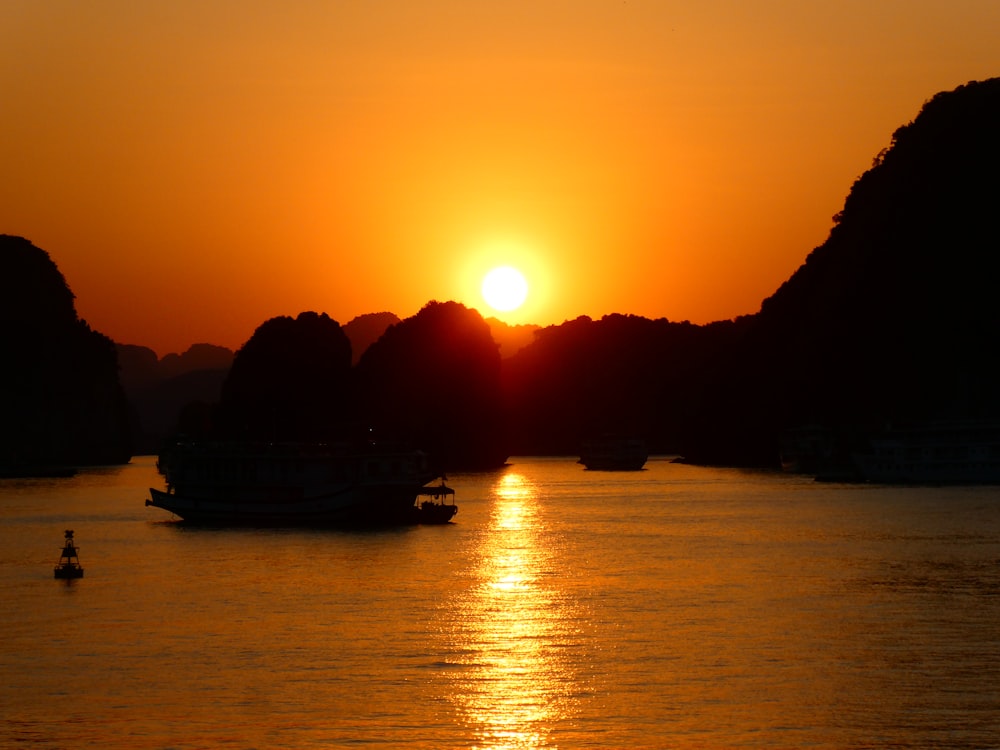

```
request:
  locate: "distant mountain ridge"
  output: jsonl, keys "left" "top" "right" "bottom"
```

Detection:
{"left": 485, "top": 318, "right": 540, "bottom": 358}
{"left": 117, "top": 311, "right": 539, "bottom": 454}
{"left": 117, "top": 343, "right": 235, "bottom": 453}
{"left": 7, "top": 77, "right": 999, "bottom": 469}
{"left": 342, "top": 312, "right": 400, "bottom": 365}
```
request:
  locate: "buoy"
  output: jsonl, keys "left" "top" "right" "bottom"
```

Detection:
{"left": 54, "top": 529, "right": 84, "bottom": 579}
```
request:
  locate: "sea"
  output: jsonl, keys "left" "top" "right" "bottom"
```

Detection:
{"left": 2, "top": 456, "right": 1000, "bottom": 749}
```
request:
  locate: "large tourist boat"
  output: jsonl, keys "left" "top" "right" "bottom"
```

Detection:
{"left": 147, "top": 440, "right": 457, "bottom": 525}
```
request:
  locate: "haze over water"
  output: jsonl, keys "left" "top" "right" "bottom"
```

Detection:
{"left": 3, "top": 457, "right": 999, "bottom": 748}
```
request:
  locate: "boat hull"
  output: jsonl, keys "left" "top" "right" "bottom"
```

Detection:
{"left": 416, "top": 499, "right": 458, "bottom": 524}
{"left": 147, "top": 486, "right": 425, "bottom": 526}
{"left": 148, "top": 440, "right": 458, "bottom": 526}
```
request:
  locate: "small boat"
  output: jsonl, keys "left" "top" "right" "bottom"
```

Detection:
{"left": 54, "top": 529, "right": 84, "bottom": 579}
{"left": 579, "top": 436, "right": 648, "bottom": 471}
{"left": 415, "top": 481, "right": 458, "bottom": 524}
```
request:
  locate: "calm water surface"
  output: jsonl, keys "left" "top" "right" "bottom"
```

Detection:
{"left": 2, "top": 456, "right": 999, "bottom": 748}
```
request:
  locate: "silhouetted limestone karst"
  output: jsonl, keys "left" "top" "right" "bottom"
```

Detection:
{"left": 502, "top": 313, "right": 734, "bottom": 456}
{"left": 216, "top": 312, "right": 352, "bottom": 440}
{"left": 117, "top": 343, "right": 233, "bottom": 452}
{"left": 686, "top": 77, "right": 1000, "bottom": 464}
{"left": 158, "top": 343, "right": 234, "bottom": 380}
{"left": 116, "top": 344, "right": 161, "bottom": 394}
{"left": 759, "top": 78, "right": 1000, "bottom": 419}
{"left": 0, "top": 235, "right": 132, "bottom": 471}
{"left": 356, "top": 301, "right": 508, "bottom": 470}
{"left": 343, "top": 311, "right": 400, "bottom": 365}
{"left": 342, "top": 311, "right": 537, "bottom": 362}
{"left": 486, "top": 317, "right": 540, "bottom": 358}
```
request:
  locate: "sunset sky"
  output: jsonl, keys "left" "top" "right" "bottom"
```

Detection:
{"left": 3, "top": 2, "right": 999, "bottom": 356}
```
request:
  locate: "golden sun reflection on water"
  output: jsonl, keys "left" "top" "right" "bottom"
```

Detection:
{"left": 448, "top": 471, "right": 584, "bottom": 749}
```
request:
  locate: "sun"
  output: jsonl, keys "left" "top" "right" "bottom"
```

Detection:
{"left": 481, "top": 266, "right": 529, "bottom": 313}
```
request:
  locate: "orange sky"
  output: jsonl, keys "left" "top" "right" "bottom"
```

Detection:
{"left": 2, "top": 2, "right": 999, "bottom": 357}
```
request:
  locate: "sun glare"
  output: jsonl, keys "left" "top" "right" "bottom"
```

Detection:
{"left": 481, "top": 266, "right": 529, "bottom": 313}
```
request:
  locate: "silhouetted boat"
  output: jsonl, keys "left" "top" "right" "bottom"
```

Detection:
{"left": 54, "top": 529, "right": 84, "bottom": 579}
{"left": 851, "top": 421, "right": 1000, "bottom": 484}
{"left": 415, "top": 481, "right": 458, "bottom": 524}
{"left": 579, "top": 436, "right": 648, "bottom": 471}
{"left": 147, "top": 440, "right": 458, "bottom": 525}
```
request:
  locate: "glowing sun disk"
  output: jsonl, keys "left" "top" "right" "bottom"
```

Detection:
{"left": 481, "top": 266, "right": 528, "bottom": 313}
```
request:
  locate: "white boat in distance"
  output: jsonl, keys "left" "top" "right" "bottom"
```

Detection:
{"left": 147, "top": 440, "right": 457, "bottom": 525}
{"left": 852, "top": 421, "right": 1000, "bottom": 484}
